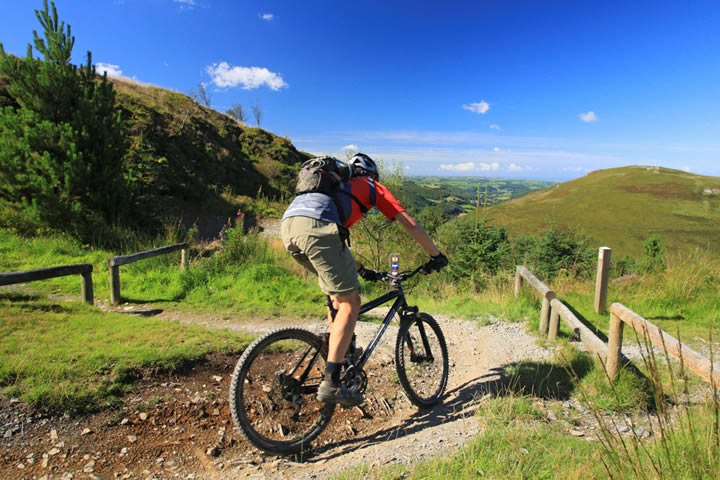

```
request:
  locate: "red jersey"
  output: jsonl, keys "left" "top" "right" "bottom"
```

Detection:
{"left": 342, "top": 177, "right": 405, "bottom": 228}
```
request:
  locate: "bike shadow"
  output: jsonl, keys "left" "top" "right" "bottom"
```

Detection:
{"left": 300, "top": 369, "right": 506, "bottom": 463}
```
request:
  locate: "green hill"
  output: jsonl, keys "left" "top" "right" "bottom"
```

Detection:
{"left": 484, "top": 166, "right": 720, "bottom": 257}
{"left": 110, "top": 79, "right": 310, "bottom": 212}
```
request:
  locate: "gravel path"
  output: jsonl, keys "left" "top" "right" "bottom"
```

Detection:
{"left": 151, "top": 307, "right": 557, "bottom": 480}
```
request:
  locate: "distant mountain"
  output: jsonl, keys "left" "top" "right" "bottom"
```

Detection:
{"left": 483, "top": 166, "right": 720, "bottom": 257}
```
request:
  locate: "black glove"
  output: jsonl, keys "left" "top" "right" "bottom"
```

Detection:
{"left": 423, "top": 252, "right": 448, "bottom": 274}
{"left": 358, "top": 266, "right": 382, "bottom": 282}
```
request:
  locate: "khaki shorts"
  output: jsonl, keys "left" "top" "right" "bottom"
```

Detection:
{"left": 280, "top": 216, "right": 359, "bottom": 297}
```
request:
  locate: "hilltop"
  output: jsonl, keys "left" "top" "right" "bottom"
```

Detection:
{"left": 483, "top": 165, "right": 720, "bottom": 256}
{"left": 109, "top": 79, "right": 310, "bottom": 217}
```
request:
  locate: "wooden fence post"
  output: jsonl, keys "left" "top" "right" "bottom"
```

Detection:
{"left": 81, "top": 270, "right": 94, "bottom": 305}
{"left": 514, "top": 266, "right": 523, "bottom": 298}
{"left": 548, "top": 306, "right": 560, "bottom": 341}
{"left": 606, "top": 311, "right": 624, "bottom": 382}
{"left": 181, "top": 246, "right": 189, "bottom": 271}
{"left": 109, "top": 264, "right": 121, "bottom": 305}
{"left": 539, "top": 295, "right": 552, "bottom": 335}
{"left": 594, "top": 247, "right": 612, "bottom": 313}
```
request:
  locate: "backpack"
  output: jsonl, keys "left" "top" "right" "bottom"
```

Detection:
{"left": 295, "top": 156, "right": 376, "bottom": 217}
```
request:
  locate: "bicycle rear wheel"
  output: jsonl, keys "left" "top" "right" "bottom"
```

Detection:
{"left": 229, "top": 328, "right": 335, "bottom": 455}
{"left": 395, "top": 313, "right": 449, "bottom": 408}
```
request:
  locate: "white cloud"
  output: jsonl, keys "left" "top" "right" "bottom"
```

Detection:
{"left": 440, "top": 162, "right": 476, "bottom": 171}
{"left": 579, "top": 111, "right": 599, "bottom": 122}
{"left": 342, "top": 144, "right": 359, "bottom": 151}
{"left": 96, "top": 62, "right": 122, "bottom": 78}
{"left": 493, "top": 147, "right": 501, "bottom": 153}
{"left": 174, "top": 0, "right": 196, "bottom": 9}
{"left": 490, "top": 124, "right": 501, "bottom": 130}
{"left": 206, "top": 62, "right": 288, "bottom": 90}
{"left": 440, "top": 162, "right": 499, "bottom": 172}
{"left": 260, "top": 13, "right": 274, "bottom": 21}
{"left": 508, "top": 163, "right": 530, "bottom": 172}
{"left": 462, "top": 101, "right": 490, "bottom": 114}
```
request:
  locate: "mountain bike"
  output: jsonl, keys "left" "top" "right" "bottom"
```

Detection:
{"left": 229, "top": 265, "right": 449, "bottom": 455}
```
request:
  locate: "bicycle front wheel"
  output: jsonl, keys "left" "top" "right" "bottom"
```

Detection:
{"left": 229, "top": 328, "right": 335, "bottom": 455}
{"left": 395, "top": 313, "right": 449, "bottom": 408}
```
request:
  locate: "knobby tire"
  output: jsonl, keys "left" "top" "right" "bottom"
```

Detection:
{"left": 229, "top": 328, "right": 335, "bottom": 455}
{"left": 395, "top": 313, "right": 449, "bottom": 408}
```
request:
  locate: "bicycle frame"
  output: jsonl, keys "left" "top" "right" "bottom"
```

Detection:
{"left": 326, "top": 279, "right": 419, "bottom": 377}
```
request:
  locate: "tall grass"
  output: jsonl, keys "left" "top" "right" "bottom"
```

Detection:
{"left": 587, "top": 329, "right": 720, "bottom": 479}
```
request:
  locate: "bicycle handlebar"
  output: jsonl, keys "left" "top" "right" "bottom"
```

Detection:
{"left": 376, "top": 264, "right": 426, "bottom": 283}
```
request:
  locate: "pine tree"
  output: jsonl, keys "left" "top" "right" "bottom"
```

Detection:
{"left": 0, "top": 0, "right": 128, "bottom": 238}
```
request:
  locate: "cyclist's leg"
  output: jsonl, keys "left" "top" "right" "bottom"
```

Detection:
{"left": 326, "top": 290, "right": 361, "bottom": 363}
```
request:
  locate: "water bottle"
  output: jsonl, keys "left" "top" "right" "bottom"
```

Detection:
{"left": 391, "top": 253, "right": 400, "bottom": 277}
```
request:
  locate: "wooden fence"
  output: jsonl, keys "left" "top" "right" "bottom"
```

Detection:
{"left": 515, "top": 265, "right": 608, "bottom": 360}
{"left": 0, "top": 264, "right": 94, "bottom": 304}
{"left": 108, "top": 243, "right": 188, "bottom": 305}
{"left": 516, "top": 250, "right": 718, "bottom": 387}
{"left": 607, "top": 303, "right": 720, "bottom": 385}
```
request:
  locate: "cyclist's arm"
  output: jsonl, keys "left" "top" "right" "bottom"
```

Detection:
{"left": 393, "top": 211, "right": 441, "bottom": 256}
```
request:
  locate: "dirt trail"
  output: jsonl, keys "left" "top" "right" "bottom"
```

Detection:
{"left": 1, "top": 304, "right": 556, "bottom": 480}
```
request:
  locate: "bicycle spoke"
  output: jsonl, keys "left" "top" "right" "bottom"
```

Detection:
{"left": 230, "top": 328, "right": 335, "bottom": 454}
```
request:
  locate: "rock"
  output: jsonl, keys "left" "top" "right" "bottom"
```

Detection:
{"left": 139, "top": 412, "right": 148, "bottom": 421}
{"left": 48, "top": 448, "right": 61, "bottom": 456}
{"left": 81, "top": 428, "right": 92, "bottom": 435}
{"left": 3, "top": 430, "right": 12, "bottom": 439}
{"left": 213, "top": 375, "right": 223, "bottom": 383}
{"left": 120, "top": 418, "right": 129, "bottom": 425}
{"left": 50, "top": 429, "right": 59, "bottom": 441}
{"left": 127, "top": 435, "right": 138, "bottom": 443}
{"left": 206, "top": 446, "right": 220, "bottom": 457}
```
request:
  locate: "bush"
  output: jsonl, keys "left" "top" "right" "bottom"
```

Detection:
{"left": 515, "top": 227, "right": 595, "bottom": 280}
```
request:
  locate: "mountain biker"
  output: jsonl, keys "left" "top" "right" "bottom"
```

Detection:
{"left": 280, "top": 153, "right": 448, "bottom": 408}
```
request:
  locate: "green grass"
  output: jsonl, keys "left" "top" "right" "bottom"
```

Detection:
{"left": 0, "top": 292, "right": 252, "bottom": 413}
{"left": 484, "top": 166, "right": 720, "bottom": 258}
{"left": 0, "top": 227, "right": 326, "bottom": 318}
{"left": 333, "top": 395, "right": 608, "bottom": 480}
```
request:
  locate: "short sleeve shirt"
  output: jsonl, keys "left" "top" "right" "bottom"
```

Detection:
{"left": 282, "top": 176, "right": 406, "bottom": 227}
{"left": 340, "top": 177, "right": 405, "bottom": 228}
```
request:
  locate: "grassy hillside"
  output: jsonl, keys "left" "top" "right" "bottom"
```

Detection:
{"left": 0, "top": 70, "right": 311, "bottom": 236}
{"left": 484, "top": 166, "right": 720, "bottom": 257}
{"left": 111, "top": 79, "right": 310, "bottom": 215}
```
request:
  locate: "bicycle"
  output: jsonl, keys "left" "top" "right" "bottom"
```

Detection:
{"left": 228, "top": 264, "right": 449, "bottom": 455}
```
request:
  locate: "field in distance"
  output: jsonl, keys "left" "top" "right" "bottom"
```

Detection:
{"left": 398, "top": 176, "right": 556, "bottom": 216}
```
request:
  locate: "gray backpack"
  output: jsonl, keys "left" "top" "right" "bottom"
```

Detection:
{"left": 295, "top": 156, "right": 352, "bottom": 196}
{"left": 294, "top": 156, "right": 376, "bottom": 220}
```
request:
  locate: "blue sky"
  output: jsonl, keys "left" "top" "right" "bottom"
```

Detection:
{"left": 2, "top": 0, "right": 720, "bottom": 180}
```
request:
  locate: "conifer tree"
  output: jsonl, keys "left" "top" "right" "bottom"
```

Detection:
{"left": 0, "top": 0, "right": 128, "bottom": 238}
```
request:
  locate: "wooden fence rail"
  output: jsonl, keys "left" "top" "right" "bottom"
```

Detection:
{"left": 108, "top": 243, "right": 188, "bottom": 305}
{"left": 607, "top": 303, "right": 720, "bottom": 386}
{"left": 516, "top": 265, "right": 608, "bottom": 361}
{"left": 515, "top": 266, "right": 555, "bottom": 334}
{"left": 0, "top": 264, "right": 94, "bottom": 304}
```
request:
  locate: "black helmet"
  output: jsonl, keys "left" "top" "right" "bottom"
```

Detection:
{"left": 349, "top": 153, "right": 379, "bottom": 180}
